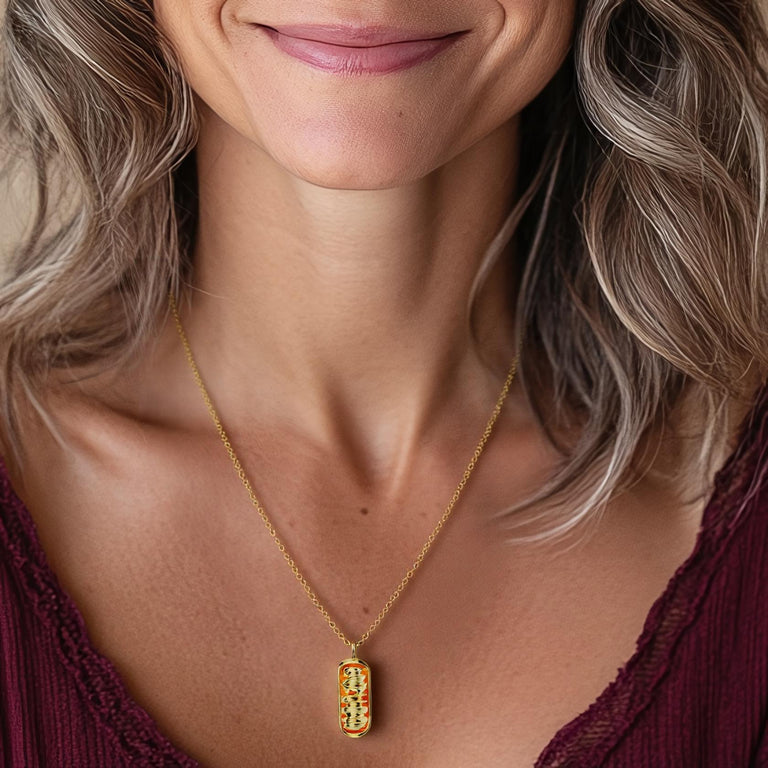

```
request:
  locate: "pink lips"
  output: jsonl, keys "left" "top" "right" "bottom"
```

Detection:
{"left": 256, "top": 24, "right": 468, "bottom": 75}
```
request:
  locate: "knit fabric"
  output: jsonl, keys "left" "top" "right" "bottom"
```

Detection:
{"left": 1, "top": 390, "right": 767, "bottom": 767}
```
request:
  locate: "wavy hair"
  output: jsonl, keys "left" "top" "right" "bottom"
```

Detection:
{"left": 2, "top": 0, "right": 767, "bottom": 540}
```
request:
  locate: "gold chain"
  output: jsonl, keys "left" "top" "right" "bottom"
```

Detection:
{"left": 169, "top": 291, "right": 518, "bottom": 652}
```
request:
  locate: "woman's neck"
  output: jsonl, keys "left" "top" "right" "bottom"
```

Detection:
{"left": 171, "top": 105, "right": 521, "bottom": 473}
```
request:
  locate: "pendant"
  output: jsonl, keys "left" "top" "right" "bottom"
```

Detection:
{"left": 338, "top": 644, "right": 372, "bottom": 737}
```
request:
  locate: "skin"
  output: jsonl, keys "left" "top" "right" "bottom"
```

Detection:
{"left": 149, "top": 0, "right": 578, "bottom": 466}
{"left": 7, "top": 0, "right": 713, "bottom": 765}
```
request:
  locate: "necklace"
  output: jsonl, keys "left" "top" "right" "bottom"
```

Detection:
{"left": 168, "top": 291, "right": 518, "bottom": 738}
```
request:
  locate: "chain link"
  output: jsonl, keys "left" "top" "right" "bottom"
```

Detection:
{"left": 169, "top": 291, "right": 518, "bottom": 651}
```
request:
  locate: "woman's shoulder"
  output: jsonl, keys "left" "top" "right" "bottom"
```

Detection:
{"left": 688, "top": 380, "right": 768, "bottom": 593}
{"left": 0, "top": 453, "right": 60, "bottom": 647}
{"left": 541, "top": 383, "right": 768, "bottom": 766}
{"left": 0, "top": 369, "right": 149, "bottom": 654}
{"left": 705, "top": 380, "right": 768, "bottom": 532}
{"left": 0, "top": 454, "right": 192, "bottom": 767}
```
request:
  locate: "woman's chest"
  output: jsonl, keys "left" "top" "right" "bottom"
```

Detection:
{"left": 22, "top": 458, "right": 703, "bottom": 768}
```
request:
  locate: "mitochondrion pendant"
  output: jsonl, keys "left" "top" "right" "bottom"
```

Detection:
{"left": 338, "top": 658, "right": 372, "bottom": 737}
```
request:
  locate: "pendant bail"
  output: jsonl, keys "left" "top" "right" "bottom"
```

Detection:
{"left": 351, "top": 642, "right": 357, "bottom": 659}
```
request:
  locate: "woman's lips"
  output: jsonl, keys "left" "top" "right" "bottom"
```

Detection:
{"left": 255, "top": 24, "right": 468, "bottom": 75}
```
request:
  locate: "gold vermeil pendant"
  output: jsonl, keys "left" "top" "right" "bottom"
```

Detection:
{"left": 338, "top": 652, "right": 372, "bottom": 737}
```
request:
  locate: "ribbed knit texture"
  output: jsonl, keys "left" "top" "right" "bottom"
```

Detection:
{"left": 1, "top": 388, "right": 768, "bottom": 767}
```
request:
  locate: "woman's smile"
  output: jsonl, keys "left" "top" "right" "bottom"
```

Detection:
{"left": 253, "top": 24, "right": 471, "bottom": 76}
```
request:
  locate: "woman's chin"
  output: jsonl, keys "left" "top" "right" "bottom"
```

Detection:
{"left": 262, "top": 131, "right": 444, "bottom": 191}
{"left": 282, "top": 153, "right": 434, "bottom": 191}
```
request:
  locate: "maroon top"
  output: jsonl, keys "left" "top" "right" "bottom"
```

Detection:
{"left": 1, "top": 391, "right": 768, "bottom": 767}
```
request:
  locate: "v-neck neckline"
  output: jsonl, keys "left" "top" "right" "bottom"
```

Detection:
{"left": 0, "top": 387, "right": 765, "bottom": 766}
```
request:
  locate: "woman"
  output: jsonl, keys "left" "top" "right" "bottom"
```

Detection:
{"left": 1, "top": 0, "right": 767, "bottom": 764}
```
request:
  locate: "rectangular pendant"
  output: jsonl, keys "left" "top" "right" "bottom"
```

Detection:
{"left": 338, "top": 657, "right": 372, "bottom": 737}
